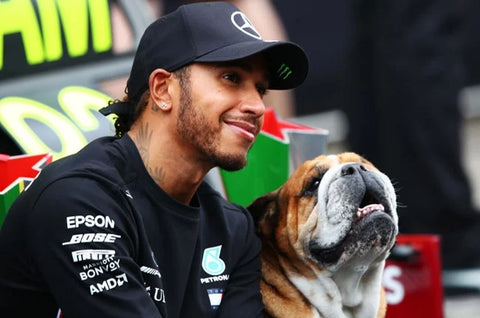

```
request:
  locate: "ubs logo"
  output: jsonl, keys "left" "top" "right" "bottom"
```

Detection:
{"left": 230, "top": 11, "right": 261, "bottom": 40}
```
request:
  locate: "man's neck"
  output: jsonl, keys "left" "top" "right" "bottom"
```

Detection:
{"left": 158, "top": 159, "right": 207, "bottom": 205}
{"left": 127, "top": 129, "right": 209, "bottom": 205}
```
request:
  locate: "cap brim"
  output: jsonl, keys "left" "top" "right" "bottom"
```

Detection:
{"left": 194, "top": 41, "right": 309, "bottom": 90}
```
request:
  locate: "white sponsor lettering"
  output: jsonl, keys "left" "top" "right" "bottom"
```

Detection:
{"left": 62, "top": 233, "right": 121, "bottom": 245}
{"left": 66, "top": 215, "right": 115, "bottom": 229}
{"left": 79, "top": 259, "right": 121, "bottom": 280}
{"left": 146, "top": 286, "right": 166, "bottom": 303}
{"left": 383, "top": 265, "right": 405, "bottom": 305}
{"left": 140, "top": 266, "right": 162, "bottom": 278}
{"left": 200, "top": 274, "right": 230, "bottom": 284}
{"left": 82, "top": 256, "right": 116, "bottom": 270}
{"left": 72, "top": 249, "right": 115, "bottom": 262}
{"left": 90, "top": 273, "right": 128, "bottom": 295}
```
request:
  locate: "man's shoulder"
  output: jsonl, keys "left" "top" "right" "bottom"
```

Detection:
{"left": 26, "top": 137, "right": 127, "bottom": 196}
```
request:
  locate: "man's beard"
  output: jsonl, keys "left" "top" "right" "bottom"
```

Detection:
{"left": 176, "top": 73, "right": 248, "bottom": 171}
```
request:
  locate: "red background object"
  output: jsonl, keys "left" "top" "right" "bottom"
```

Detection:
{"left": 383, "top": 234, "right": 444, "bottom": 318}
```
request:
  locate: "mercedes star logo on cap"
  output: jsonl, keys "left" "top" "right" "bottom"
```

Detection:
{"left": 231, "top": 11, "right": 262, "bottom": 40}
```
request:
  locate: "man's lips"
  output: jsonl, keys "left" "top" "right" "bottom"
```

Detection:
{"left": 225, "top": 120, "right": 257, "bottom": 142}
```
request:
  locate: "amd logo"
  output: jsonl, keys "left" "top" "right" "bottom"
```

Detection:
{"left": 89, "top": 273, "right": 128, "bottom": 295}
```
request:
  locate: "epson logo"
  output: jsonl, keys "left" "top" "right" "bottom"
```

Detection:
{"left": 71, "top": 249, "right": 115, "bottom": 262}
{"left": 62, "top": 233, "right": 121, "bottom": 246}
{"left": 66, "top": 215, "right": 115, "bottom": 229}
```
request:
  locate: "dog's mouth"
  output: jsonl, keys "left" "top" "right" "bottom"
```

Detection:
{"left": 356, "top": 203, "right": 384, "bottom": 222}
{"left": 356, "top": 186, "right": 391, "bottom": 219}
{"left": 351, "top": 183, "right": 396, "bottom": 229}
{"left": 309, "top": 189, "right": 396, "bottom": 266}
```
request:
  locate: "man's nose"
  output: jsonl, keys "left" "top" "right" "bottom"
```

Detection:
{"left": 239, "top": 89, "right": 266, "bottom": 118}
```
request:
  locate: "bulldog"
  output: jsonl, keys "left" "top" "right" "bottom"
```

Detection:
{"left": 248, "top": 152, "right": 398, "bottom": 318}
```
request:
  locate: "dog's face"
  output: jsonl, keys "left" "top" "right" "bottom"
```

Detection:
{"left": 250, "top": 152, "right": 398, "bottom": 274}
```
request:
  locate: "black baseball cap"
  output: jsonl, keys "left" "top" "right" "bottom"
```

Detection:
{"left": 126, "top": 1, "right": 309, "bottom": 103}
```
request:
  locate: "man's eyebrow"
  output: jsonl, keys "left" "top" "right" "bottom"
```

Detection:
{"left": 215, "top": 60, "right": 253, "bottom": 72}
{"left": 214, "top": 60, "right": 270, "bottom": 87}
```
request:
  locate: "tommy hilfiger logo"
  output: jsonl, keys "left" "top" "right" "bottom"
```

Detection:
{"left": 202, "top": 245, "right": 225, "bottom": 276}
{"left": 207, "top": 288, "right": 225, "bottom": 310}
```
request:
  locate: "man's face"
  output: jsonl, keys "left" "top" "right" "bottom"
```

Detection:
{"left": 175, "top": 55, "right": 267, "bottom": 171}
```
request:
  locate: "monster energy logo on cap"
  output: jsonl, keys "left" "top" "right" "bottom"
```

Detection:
{"left": 277, "top": 63, "right": 292, "bottom": 80}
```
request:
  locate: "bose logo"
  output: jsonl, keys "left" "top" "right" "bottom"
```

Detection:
{"left": 62, "top": 233, "right": 121, "bottom": 245}
{"left": 66, "top": 215, "right": 115, "bottom": 229}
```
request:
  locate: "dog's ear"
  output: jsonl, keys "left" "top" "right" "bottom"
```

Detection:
{"left": 247, "top": 190, "right": 279, "bottom": 228}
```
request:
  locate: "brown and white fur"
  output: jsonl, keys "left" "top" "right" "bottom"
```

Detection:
{"left": 248, "top": 153, "right": 398, "bottom": 318}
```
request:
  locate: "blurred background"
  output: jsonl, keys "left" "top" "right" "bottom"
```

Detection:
{"left": 0, "top": 0, "right": 479, "bottom": 316}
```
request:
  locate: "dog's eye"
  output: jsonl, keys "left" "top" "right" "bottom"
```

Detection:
{"left": 302, "top": 178, "right": 321, "bottom": 197}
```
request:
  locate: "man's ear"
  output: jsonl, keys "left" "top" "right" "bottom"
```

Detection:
{"left": 149, "top": 68, "right": 173, "bottom": 109}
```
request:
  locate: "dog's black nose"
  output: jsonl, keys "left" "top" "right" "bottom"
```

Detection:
{"left": 341, "top": 163, "right": 367, "bottom": 176}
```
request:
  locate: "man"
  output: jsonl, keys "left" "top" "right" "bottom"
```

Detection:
{"left": 0, "top": 2, "right": 308, "bottom": 317}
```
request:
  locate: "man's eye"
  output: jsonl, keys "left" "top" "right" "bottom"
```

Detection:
{"left": 256, "top": 85, "right": 267, "bottom": 97}
{"left": 223, "top": 73, "right": 239, "bottom": 83}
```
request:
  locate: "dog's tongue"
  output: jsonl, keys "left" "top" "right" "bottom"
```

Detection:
{"left": 356, "top": 204, "right": 384, "bottom": 219}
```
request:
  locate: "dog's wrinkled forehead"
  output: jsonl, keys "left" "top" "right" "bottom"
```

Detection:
{"left": 285, "top": 153, "right": 378, "bottom": 196}
{"left": 334, "top": 153, "right": 377, "bottom": 170}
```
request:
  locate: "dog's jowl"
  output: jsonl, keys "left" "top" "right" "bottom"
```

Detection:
{"left": 248, "top": 152, "right": 398, "bottom": 318}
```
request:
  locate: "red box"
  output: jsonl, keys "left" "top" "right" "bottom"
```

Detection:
{"left": 383, "top": 234, "right": 444, "bottom": 318}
